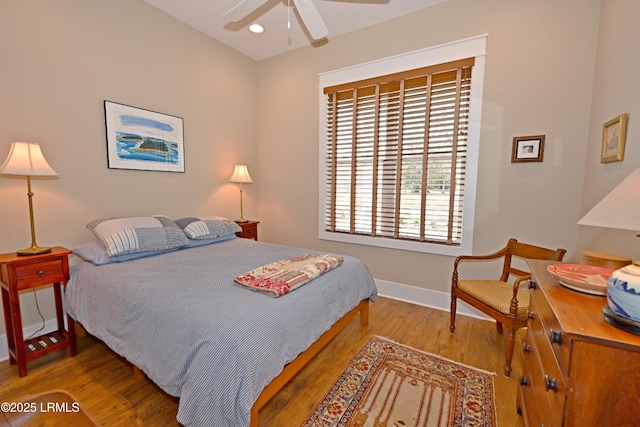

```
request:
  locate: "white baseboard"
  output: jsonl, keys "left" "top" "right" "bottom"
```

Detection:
{"left": 0, "top": 280, "right": 488, "bottom": 362}
{"left": 374, "top": 279, "right": 491, "bottom": 321}
{"left": 0, "top": 319, "right": 60, "bottom": 362}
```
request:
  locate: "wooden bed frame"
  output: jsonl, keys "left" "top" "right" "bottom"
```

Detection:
{"left": 129, "top": 298, "right": 370, "bottom": 427}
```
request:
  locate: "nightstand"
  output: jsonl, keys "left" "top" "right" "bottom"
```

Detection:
{"left": 236, "top": 220, "right": 259, "bottom": 241}
{"left": 0, "top": 247, "right": 77, "bottom": 377}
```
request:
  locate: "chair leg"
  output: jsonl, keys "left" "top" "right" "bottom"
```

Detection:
{"left": 449, "top": 297, "right": 457, "bottom": 333}
{"left": 504, "top": 328, "right": 516, "bottom": 377}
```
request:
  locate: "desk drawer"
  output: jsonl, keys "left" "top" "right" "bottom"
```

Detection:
{"left": 15, "top": 260, "right": 66, "bottom": 289}
{"left": 520, "top": 337, "right": 545, "bottom": 427}
{"left": 522, "top": 329, "right": 559, "bottom": 427}
{"left": 531, "top": 285, "right": 571, "bottom": 374}
{"left": 527, "top": 298, "right": 567, "bottom": 426}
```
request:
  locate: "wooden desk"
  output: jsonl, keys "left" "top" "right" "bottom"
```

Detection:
{"left": 517, "top": 259, "right": 640, "bottom": 426}
{"left": 0, "top": 247, "right": 77, "bottom": 377}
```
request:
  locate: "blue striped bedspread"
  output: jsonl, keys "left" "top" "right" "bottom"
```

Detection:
{"left": 65, "top": 238, "right": 377, "bottom": 426}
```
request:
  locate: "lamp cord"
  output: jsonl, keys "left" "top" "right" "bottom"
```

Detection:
{"left": 25, "top": 288, "right": 46, "bottom": 341}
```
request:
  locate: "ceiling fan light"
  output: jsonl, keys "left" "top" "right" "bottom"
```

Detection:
{"left": 249, "top": 23, "right": 265, "bottom": 34}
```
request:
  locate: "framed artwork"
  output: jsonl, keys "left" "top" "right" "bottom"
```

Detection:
{"left": 601, "top": 113, "right": 627, "bottom": 163}
{"left": 104, "top": 101, "right": 185, "bottom": 172}
{"left": 511, "top": 135, "right": 545, "bottom": 163}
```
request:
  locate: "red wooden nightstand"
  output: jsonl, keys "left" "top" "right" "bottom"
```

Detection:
{"left": 236, "top": 220, "right": 259, "bottom": 241}
{"left": 0, "top": 247, "right": 77, "bottom": 377}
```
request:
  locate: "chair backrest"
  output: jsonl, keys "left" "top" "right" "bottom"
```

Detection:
{"left": 500, "top": 238, "right": 566, "bottom": 282}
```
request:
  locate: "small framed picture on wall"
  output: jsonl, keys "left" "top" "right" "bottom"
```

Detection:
{"left": 511, "top": 135, "right": 545, "bottom": 163}
{"left": 601, "top": 113, "right": 627, "bottom": 163}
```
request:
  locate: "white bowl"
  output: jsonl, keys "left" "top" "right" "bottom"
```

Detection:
{"left": 607, "top": 263, "right": 640, "bottom": 322}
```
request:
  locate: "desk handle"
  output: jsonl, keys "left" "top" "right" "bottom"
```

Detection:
{"left": 550, "top": 329, "right": 562, "bottom": 345}
{"left": 544, "top": 374, "right": 558, "bottom": 392}
{"left": 38, "top": 270, "right": 45, "bottom": 276}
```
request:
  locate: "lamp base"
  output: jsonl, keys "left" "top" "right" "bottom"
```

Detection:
{"left": 235, "top": 218, "right": 249, "bottom": 224}
{"left": 17, "top": 244, "right": 52, "bottom": 256}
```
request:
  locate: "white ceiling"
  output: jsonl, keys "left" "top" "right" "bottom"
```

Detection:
{"left": 144, "top": 0, "right": 448, "bottom": 61}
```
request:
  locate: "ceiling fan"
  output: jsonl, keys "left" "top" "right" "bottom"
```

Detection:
{"left": 224, "top": 0, "right": 329, "bottom": 40}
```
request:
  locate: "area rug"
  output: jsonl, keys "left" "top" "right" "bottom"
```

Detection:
{"left": 303, "top": 336, "right": 496, "bottom": 427}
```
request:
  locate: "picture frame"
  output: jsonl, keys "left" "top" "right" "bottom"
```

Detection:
{"left": 601, "top": 113, "right": 627, "bottom": 163}
{"left": 104, "top": 100, "right": 185, "bottom": 172}
{"left": 511, "top": 135, "right": 545, "bottom": 163}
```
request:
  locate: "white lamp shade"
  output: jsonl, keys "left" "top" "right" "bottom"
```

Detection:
{"left": 578, "top": 169, "right": 640, "bottom": 231}
{"left": 229, "top": 164, "right": 253, "bottom": 184}
{"left": 0, "top": 141, "right": 57, "bottom": 176}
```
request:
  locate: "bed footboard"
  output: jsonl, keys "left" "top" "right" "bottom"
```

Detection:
{"left": 133, "top": 365, "right": 146, "bottom": 382}
{"left": 129, "top": 298, "right": 370, "bottom": 426}
{"left": 249, "top": 298, "right": 370, "bottom": 427}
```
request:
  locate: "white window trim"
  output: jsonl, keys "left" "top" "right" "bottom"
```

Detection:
{"left": 318, "top": 34, "right": 487, "bottom": 256}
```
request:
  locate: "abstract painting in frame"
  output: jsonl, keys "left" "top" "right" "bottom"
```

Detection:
{"left": 511, "top": 135, "right": 545, "bottom": 163}
{"left": 104, "top": 101, "right": 185, "bottom": 172}
{"left": 601, "top": 113, "right": 627, "bottom": 163}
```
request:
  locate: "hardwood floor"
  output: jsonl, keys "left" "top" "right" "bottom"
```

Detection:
{"left": 0, "top": 297, "right": 525, "bottom": 426}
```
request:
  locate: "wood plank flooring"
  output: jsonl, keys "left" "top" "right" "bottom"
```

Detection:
{"left": 0, "top": 297, "right": 525, "bottom": 426}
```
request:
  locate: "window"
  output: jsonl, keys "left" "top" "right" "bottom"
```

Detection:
{"left": 318, "top": 36, "right": 486, "bottom": 256}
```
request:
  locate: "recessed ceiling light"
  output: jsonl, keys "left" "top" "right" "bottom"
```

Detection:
{"left": 249, "top": 24, "right": 264, "bottom": 34}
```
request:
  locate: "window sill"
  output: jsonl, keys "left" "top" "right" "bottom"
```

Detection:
{"left": 319, "top": 230, "right": 471, "bottom": 256}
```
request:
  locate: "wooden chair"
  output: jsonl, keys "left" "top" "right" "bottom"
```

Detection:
{"left": 449, "top": 238, "right": 566, "bottom": 377}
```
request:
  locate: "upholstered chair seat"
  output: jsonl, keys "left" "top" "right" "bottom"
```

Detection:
{"left": 457, "top": 280, "right": 530, "bottom": 315}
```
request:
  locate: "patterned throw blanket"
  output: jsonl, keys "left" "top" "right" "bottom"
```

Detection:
{"left": 235, "top": 253, "right": 344, "bottom": 297}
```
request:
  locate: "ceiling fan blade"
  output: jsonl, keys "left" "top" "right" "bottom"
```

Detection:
{"left": 293, "top": 0, "right": 328, "bottom": 40}
{"left": 224, "top": 0, "right": 270, "bottom": 22}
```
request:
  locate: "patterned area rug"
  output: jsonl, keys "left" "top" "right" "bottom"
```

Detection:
{"left": 303, "top": 336, "right": 496, "bottom": 427}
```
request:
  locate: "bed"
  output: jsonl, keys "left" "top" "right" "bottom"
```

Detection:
{"left": 65, "top": 225, "right": 377, "bottom": 427}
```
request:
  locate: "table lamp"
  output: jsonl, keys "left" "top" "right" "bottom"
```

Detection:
{"left": 578, "top": 169, "right": 640, "bottom": 234}
{"left": 0, "top": 142, "right": 58, "bottom": 255}
{"left": 578, "top": 168, "right": 640, "bottom": 331}
{"left": 229, "top": 164, "right": 253, "bottom": 223}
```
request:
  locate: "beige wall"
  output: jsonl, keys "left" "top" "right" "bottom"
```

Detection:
{"left": 256, "top": 0, "right": 601, "bottom": 292}
{"left": 578, "top": 0, "right": 640, "bottom": 260}
{"left": 0, "top": 0, "right": 258, "bottom": 331}
{"left": 2, "top": 0, "right": 634, "bottom": 335}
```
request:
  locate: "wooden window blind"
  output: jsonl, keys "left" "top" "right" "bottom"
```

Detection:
{"left": 323, "top": 57, "right": 474, "bottom": 246}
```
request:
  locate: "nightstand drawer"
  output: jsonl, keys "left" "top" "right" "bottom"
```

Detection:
{"left": 15, "top": 260, "right": 66, "bottom": 289}
{"left": 239, "top": 226, "right": 257, "bottom": 240}
{"left": 236, "top": 220, "right": 259, "bottom": 241}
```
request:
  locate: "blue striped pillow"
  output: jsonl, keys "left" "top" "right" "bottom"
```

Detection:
{"left": 175, "top": 216, "right": 242, "bottom": 240}
{"left": 86, "top": 215, "right": 189, "bottom": 257}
